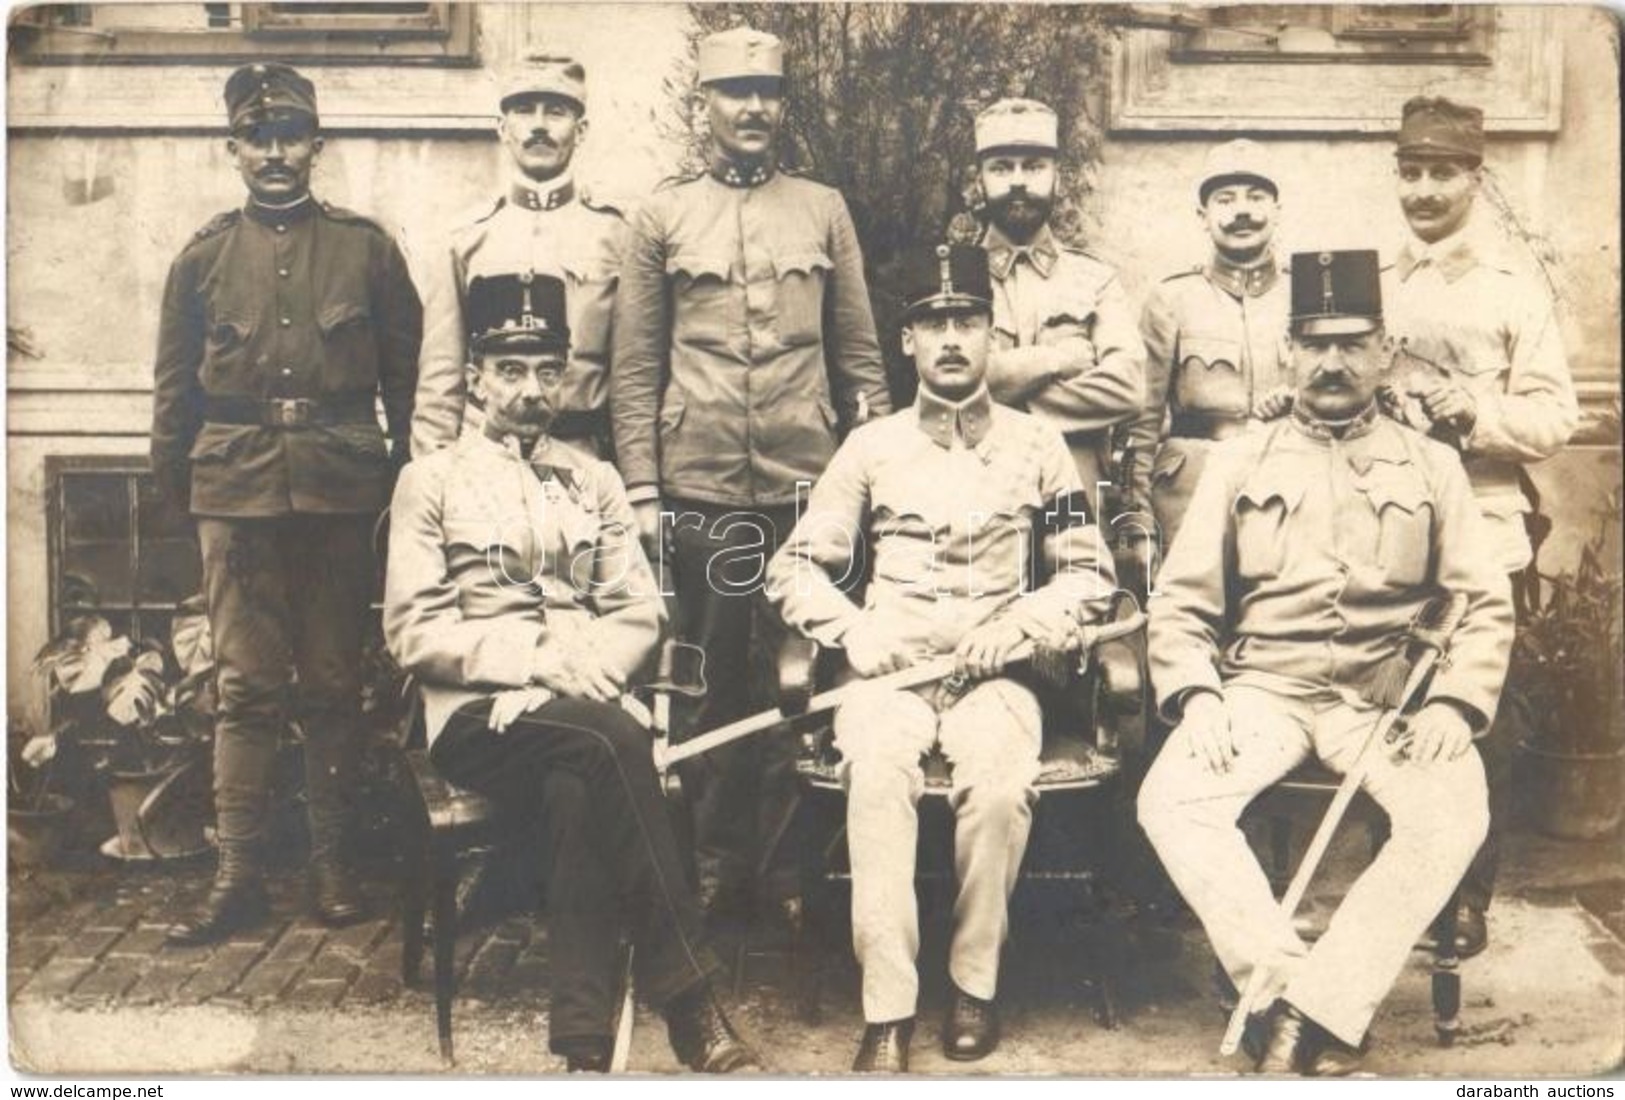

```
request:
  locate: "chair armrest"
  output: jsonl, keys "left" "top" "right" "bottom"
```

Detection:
{"left": 778, "top": 634, "right": 821, "bottom": 717}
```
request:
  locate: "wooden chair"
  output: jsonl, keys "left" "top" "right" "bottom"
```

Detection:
{"left": 1247, "top": 764, "right": 1468, "bottom": 1046}
{"left": 391, "top": 643, "right": 705, "bottom": 1065}
{"left": 776, "top": 592, "right": 1148, "bottom": 1027}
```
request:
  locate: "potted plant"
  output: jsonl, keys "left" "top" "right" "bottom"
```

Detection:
{"left": 1512, "top": 486, "right": 1625, "bottom": 839}
{"left": 7, "top": 715, "right": 75, "bottom": 870}
{"left": 31, "top": 599, "right": 216, "bottom": 860}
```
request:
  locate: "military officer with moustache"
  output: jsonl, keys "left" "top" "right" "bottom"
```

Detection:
{"left": 1128, "top": 140, "right": 1294, "bottom": 575}
{"left": 152, "top": 64, "right": 423, "bottom": 944}
{"left": 1138, "top": 251, "right": 1513, "bottom": 1075}
{"left": 612, "top": 27, "right": 894, "bottom": 924}
{"left": 1381, "top": 96, "right": 1579, "bottom": 959}
{"left": 386, "top": 274, "right": 760, "bottom": 1074}
{"left": 413, "top": 55, "right": 626, "bottom": 461}
{"left": 973, "top": 98, "right": 1144, "bottom": 501}
{"left": 766, "top": 243, "right": 1118, "bottom": 1072}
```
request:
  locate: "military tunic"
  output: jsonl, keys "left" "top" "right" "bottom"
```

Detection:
{"left": 1129, "top": 254, "right": 1291, "bottom": 549}
{"left": 151, "top": 198, "right": 422, "bottom": 515}
{"left": 412, "top": 177, "right": 627, "bottom": 459}
{"left": 1139, "top": 406, "right": 1513, "bottom": 1047}
{"left": 980, "top": 223, "right": 1144, "bottom": 496}
{"left": 1381, "top": 222, "right": 1578, "bottom": 573}
{"left": 766, "top": 388, "right": 1116, "bottom": 1022}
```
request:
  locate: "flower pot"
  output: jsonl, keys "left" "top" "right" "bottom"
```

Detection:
{"left": 1518, "top": 740, "right": 1625, "bottom": 840}
{"left": 8, "top": 793, "right": 75, "bottom": 869}
{"left": 103, "top": 761, "right": 211, "bottom": 861}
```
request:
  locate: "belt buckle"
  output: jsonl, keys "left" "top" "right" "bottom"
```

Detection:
{"left": 270, "top": 398, "right": 313, "bottom": 428}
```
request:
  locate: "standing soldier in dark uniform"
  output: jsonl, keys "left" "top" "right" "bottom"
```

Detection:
{"left": 151, "top": 64, "right": 422, "bottom": 944}
{"left": 612, "top": 27, "right": 894, "bottom": 923}
{"left": 1128, "top": 140, "right": 1294, "bottom": 584}
{"left": 973, "top": 98, "right": 1144, "bottom": 501}
{"left": 413, "top": 55, "right": 625, "bottom": 462}
{"left": 1381, "top": 97, "right": 1578, "bottom": 958}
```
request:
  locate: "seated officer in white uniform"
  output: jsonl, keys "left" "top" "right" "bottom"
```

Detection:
{"left": 385, "top": 274, "right": 759, "bottom": 1074}
{"left": 766, "top": 243, "right": 1117, "bottom": 1072}
{"left": 1137, "top": 251, "right": 1513, "bottom": 1075}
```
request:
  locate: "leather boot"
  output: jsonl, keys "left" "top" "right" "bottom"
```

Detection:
{"left": 166, "top": 840, "right": 269, "bottom": 946}
{"left": 304, "top": 726, "right": 367, "bottom": 927}
{"left": 852, "top": 1019, "right": 913, "bottom": 1073}
{"left": 664, "top": 984, "right": 763, "bottom": 1073}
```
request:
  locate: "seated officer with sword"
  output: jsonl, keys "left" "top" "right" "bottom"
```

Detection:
{"left": 384, "top": 273, "right": 760, "bottom": 1074}
{"left": 1137, "top": 250, "right": 1513, "bottom": 1075}
{"left": 765, "top": 242, "right": 1118, "bottom": 1072}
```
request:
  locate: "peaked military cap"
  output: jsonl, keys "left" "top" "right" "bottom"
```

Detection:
{"left": 698, "top": 27, "right": 784, "bottom": 84}
{"left": 1395, "top": 96, "right": 1485, "bottom": 164}
{"left": 1198, "top": 138, "right": 1279, "bottom": 203}
{"left": 467, "top": 273, "right": 570, "bottom": 354}
{"left": 975, "top": 98, "right": 1058, "bottom": 156}
{"left": 901, "top": 242, "right": 993, "bottom": 324}
{"left": 225, "top": 62, "right": 318, "bottom": 131}
{"left": 1290, "top": 250, "right": 1382, "bottom": 337}
{"left": 499, "top": 54, "right": 587, "bottom": 114}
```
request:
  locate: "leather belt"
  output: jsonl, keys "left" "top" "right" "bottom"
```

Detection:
{"left": 204, "top": 394, "right": 376, "bottom": 428}
{"left": 1169, "top": 411, "right": 1253, "bottom": 441}
{"left": 549, "top": 407, "right": 608, "bottom": 442}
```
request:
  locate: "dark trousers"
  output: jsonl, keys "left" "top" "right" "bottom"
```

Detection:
{"left": 197, "top": 514, "right": 375, "bottom": 857}
{"left": 430, "top": 697, "right": 720, "bottom": 1048}
{"left": 667, "top": 498, "right": 801, "bottom": 903}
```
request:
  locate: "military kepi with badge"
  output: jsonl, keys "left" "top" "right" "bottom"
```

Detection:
{"left": 1395, "top": 96, "right": 1485, "bottom": 164}
{"left": 467, "top": 273, "right": 570, "bottom": 354}
{"left": 224, "top": 61, "right": 318, "bottom": 130}
{"left": 1290, "top": 250, "right": 1381, "bottom": 337}
{"left": 900, "top": 243, "right": 993, "bottom": 322}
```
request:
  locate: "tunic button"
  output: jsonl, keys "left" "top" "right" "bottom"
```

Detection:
{"left": 280, "top": 317, "right": 291, "bottom": 327}
{"left": 275, "top": 224, "right": 287, "bottom": 234}
{"left": 278, "top": 268, "right": 290, "bottom": 278}
{"left": 281, "top": 367, "right": 293, "bottom": 377}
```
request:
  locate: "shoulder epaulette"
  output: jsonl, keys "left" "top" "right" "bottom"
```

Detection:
{"left": 655, "top": 170, "right": 706, "bottom": 193}
{"left": 469, "top": 194, "right": 507, "bottom": 226}
{"left": 189, "top": 210, "right": 241, "bottom": 246}
{"left": 579, "top": 188, "right": 625, "bottom": 219}
{"left": 1161, "top": 264, "right": 1206, "bottom": 283}
{"left": 319, "top": 201, "right": 387, "bottom": 234}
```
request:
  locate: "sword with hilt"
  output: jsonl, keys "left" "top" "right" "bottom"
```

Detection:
{"left": 653, "top": 610, "right": 1147, "bottom": 773}
{"left": 1217, "top": 592, "right": 1471, "bottom": 1057}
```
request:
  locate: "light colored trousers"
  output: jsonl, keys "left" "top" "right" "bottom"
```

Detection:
{"left": 1138, "top": 685, "right": 1488, "bottom": 1046}
{"left": 834, "top": 677, "right": 1043, "bottom": 1024}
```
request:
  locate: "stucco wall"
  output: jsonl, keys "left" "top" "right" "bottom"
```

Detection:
{"left": 6, "top": 3, "right": 1622, "bottom": 717}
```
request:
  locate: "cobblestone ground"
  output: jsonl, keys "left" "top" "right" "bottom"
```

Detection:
{"left": 8, "top": 830, "right": 1625, "bottom": 1076}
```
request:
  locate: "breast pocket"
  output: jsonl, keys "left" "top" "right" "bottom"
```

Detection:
{"left": 203, "top": 313, "right": 255, "bottom": 385}
{"left": 772, "top": 248, "right": 831, "bottom": 347}
{"left": 318, "top": 301, "right": 378, "bottom": 385}
{"left": 563, "top": 260, "right": 618, "bottom": 361}
{"left": 667, "top": 253, "right": 732, "bottom": 350}
{"left": 1364, "top": 476, "right": 1434, "bottom": 586}
{"left": 444, "top": 514, "right": 535, "bottom": 591}
{"left": 1233, "top": 476, "right": 1304, "bottom": 581}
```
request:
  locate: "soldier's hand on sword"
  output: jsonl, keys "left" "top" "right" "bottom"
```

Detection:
{"left": 1178, "top": 690, "right": 1237, "bottom": 775}
{"left": 1388, "top": 700, "right": 1475, "bottom": 764}
{"left": 954, "top": 618, "right": 1028, "bottom": 681}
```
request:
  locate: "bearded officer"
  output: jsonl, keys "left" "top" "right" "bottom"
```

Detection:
{"left": 412, "top": 55, "right": 625, "bottom": 461}
{"left": 1138, "top": 250, "right": 1512, "bottom": 1075}
{"left": 612, "top": 26, "right": 894, "bottom": 924}
{"left": 152, "top": 63, "right": 423, "bottom": 943}
{"left": 385, "top": 274, "right": 759, "bottom": 1073}
{"left": 766, "top": 242, "right": 1117, "bottom": 1072}
{"left": 1380, "top": 96, "right": 1578, "bottom": 960}
{"left": 1128, "top": 140, "right": 1293, "bottom": 577}
{"left": 973, "top": 98, "right": 1143, "bottom": 501}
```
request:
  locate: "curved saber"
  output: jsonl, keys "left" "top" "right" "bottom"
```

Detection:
{"left": 655, "top": 612, "right": 1146, "bottom": 773}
